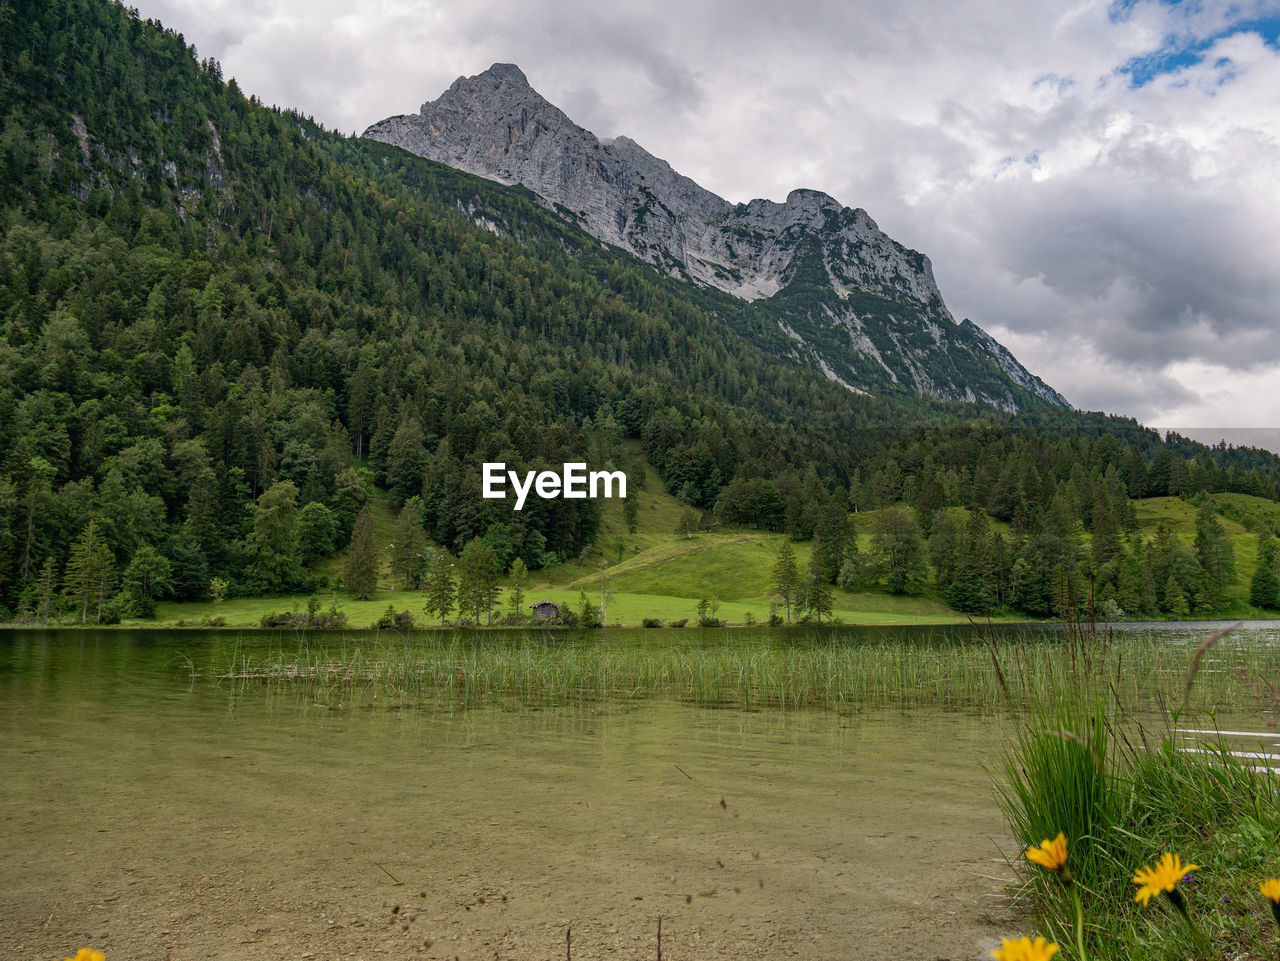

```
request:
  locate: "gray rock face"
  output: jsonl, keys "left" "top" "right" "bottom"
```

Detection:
{"left": 365, "top": 63, "right": 1067, "bottom": 409}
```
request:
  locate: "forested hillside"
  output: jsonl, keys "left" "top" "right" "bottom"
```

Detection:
{"left": 2, "top": 0, "right": 1278, "bottom": 624}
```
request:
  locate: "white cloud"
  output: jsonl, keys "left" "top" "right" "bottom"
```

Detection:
{"left": 130, "top": 0, "right": 1280, "bottom": 426}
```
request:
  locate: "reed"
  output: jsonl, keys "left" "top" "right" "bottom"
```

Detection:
{"left": 996, "top": 629, "right": 1280, "bottom": 960}
{"left": 215, "top": 629, "right": 1280, "bottom": 716}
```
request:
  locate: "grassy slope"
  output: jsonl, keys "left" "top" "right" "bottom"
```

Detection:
{"left": 1135, "top": 495, "right": 1279, "bottom": 613}
{"left": 150, "top": 475, "right": 1280, "bottom": 629}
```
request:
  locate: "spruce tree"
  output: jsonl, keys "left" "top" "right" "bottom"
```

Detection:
{"left": 458, "top": 539, "right": 499, "bottom": 625}
{"left": 805, "top": 548, "right": 834, "bottom": 624}
{"left": 344, "top": 506, "right": 378, "bottom": 600}
{"left": 63, "top": 520, "right": 114, "bottom": 624}
{"left": 390, "top": 504, "right": 427, "bottom": 590}
{"left": 1250, "top": 533, "right": 1280, "bottom": 610}
{"left": 422, "top": 548, "right": 456, "bottom": 625}
{"left": 771, "top": 542, "right": 800, "bottom": 624}
{"left": 508, "top": 557, "right": 528, "bottom": 622}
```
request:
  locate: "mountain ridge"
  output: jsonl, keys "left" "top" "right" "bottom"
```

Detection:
{"left": 365, "top": 63, "right": 1069, "bottom": 410}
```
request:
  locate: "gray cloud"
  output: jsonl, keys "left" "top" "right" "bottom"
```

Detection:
{"left": 130, "top": 0, "right": 1280, "bottom": 425}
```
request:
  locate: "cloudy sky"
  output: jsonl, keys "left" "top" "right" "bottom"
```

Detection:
{"left": 133, "top": 0, "right": 1280, "bottom": 429}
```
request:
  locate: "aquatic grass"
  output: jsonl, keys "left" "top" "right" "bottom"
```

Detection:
{"left": 211, "top": 630, "right": 1280, "bottom": 717}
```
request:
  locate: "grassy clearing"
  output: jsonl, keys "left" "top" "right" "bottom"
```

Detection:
{"left": 152, "top": 584, "right": 994, "bottom": 629}
{"left": 997, "top": 628, "right": 1280, "bottom": 960}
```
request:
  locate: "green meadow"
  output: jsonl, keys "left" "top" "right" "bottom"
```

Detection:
{"left": 148, "top": 457, "right": 1280, "bottom": 630}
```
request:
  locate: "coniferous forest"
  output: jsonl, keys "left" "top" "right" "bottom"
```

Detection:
{"left": 3, "top": 0, "right": 1280, "bottom": 623}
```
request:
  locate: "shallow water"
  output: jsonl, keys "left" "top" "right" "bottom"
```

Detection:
{"left": 5, "top": 625, "right": 1278, "bottom": 961}
{"left": 0, "top": 629, "right": 1023, "bottom": 961}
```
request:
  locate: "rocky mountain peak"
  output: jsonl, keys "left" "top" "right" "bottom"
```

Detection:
{"left": 363, "top": 66, "right": 1068, "bottom": 411}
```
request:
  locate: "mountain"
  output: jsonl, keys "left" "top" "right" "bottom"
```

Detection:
{"left": 365, "top": 64, "right": 1068, "bottom": 410}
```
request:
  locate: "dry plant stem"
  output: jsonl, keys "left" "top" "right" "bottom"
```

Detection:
{"left": 656, "top": 915, "right": 662, "bottom": 961}
{"left": 1178, "top": 621, "right": 1241, "bottom": 719}
{"left": 43, "top": 900, "right": 59, "bottom": 933}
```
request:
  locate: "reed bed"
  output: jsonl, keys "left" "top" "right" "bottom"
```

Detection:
{"left": 216, "top": 630, "right": 1280, "bottom": 715}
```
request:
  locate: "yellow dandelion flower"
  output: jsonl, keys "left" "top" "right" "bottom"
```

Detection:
{"left": 1261, "top": 879, "right": 1280, "bottom": 904}
{"left": 64, "top": 951, "right": 104, "bottom": 961}
{"left": 1132, "top": 852, "right": 1198, "bottom": 907}
{"left": 990, "top": 935, "right": 1060, "bottom": 961}
{"left": 1026, "top": 833, "right": 1068, "bottom": 872}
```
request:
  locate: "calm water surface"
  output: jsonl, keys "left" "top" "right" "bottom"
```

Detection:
{"left": 3, "top": 625, "right": 1276, "bottom": 961}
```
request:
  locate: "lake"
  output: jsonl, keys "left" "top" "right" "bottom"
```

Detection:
{"left": 3, "top": 624, "right": 1276, "bottom": 960}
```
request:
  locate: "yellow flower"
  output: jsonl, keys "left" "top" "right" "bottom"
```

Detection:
{"left": 1261, "top": 879, "right": 1280, "bottom": 904}
{"left": 1026, "top": 833, "right": 1068, "bottom": 872}
{"left": 1132, "top": 853, "right": 1198, "bottom": 907}
{"left": 64, "top": 951, "right": 104, "bottom": 961}
{"left": 990, "top": 935, "right": 1060, "bottom": 961}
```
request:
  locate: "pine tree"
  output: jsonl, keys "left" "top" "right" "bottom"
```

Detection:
{"left": 458, "top": 539, "right": 499, "bottom": 625}
{"left": 771, "top": 542, "right": 800, "bottom": 624}
{"left": 508, "top": 557, "right": 528, "bottom": 622}
{"left": 1194, "top": 505, "right": 1235, "bottom": 611}
{"left": 1250, "top": 533, "right": 1280, "bottom": 610}
{"left": 422, "top": 547, "right": 456, "bottom": 625}
{"left": 344, "top": 506, "right": 378, "bottom": 600}
{"left": 36, "top": 555, "right": 57, "bottom": 625}
{"left": 805, "top": 548, "right": 834, "bottom": 624}
{"left": 63, "top": 520, "right": 115, "bottom": 624}
{"left": 390, "top": 504, "right": 427, "bottom": 590}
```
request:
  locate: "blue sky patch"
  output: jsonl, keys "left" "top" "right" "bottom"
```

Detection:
{"left": 1113, "top": 3, "right": 1280, "bottom": 86}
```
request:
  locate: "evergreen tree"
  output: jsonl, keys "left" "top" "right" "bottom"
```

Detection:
{"left": 36, "top": 556, "right": 57, "bottom": 625}
{"left": 344, "top": 506, "right": 378, "bottom": 600}
{"left": 422, "top": 547, "right": 456, "bottom": 625}
{"left": 812, "top": 498, "right": 852, "bottom": 583}
{"left": 771, "top": 541, "right": 800, "bottom": 624}
{"left": 457, "top": 538, "right": 499, "bottom": 625}
{"left": 805, "top": 547, "right": 834, "bottom": 624}
{"left": 1193, "top": 505, "right": 1235, "bottom": 610}
{"left": 390, "top": 504, "right": 427, "bottom": 590}
{"left": 508, "top": 556, "right": 528, "bottom": 622}
{"left": 1250, "top": 533, "right": 1280, "bottom": 610}
{"left": 62, "top": 520, "right": 115, "bottom": 624}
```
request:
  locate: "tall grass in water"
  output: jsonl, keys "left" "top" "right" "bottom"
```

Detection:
{"left": 216, "top": 630, "right": 1280, "bottom": 716}
{"left": 996, "top": 628, "right": 1280, "bottom": 960}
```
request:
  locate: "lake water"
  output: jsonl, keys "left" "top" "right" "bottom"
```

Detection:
{"left": 3, "top": 624, "right": 1276, "bottom": 961}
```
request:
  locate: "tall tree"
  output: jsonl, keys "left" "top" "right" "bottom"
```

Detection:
{"left": 869, "top": 506, "right": 926, "bottom": 595}
{"left": 121, "top": 544, "right": 172, "bottom": 617}
{"left": 344, "top": 506, "right": 378, "bottom": 600}
{"left": 245, "top": 481, "right": 304, "bottom": 591}
{"left": 1194, "top": 505, "right": 1235, "bottom": 610}
{"left": 62, "top": 520, "right": 115, "bottom": 624}
{"left": 422, "top": 547, "right": 456, "bottom": 625}
{"left": 390, "top": 504, "right": 427, "bottom": 591}
{"left": 771, "top": 541, "right": 800, "bottom": 624}
{"left": 805, "top": 547, "right": 834, "bottom": 624}
{"left": 507, "top": 556, "right": 528, "bottom": 622}
{"left": 1250, "top": 533, "right": 1280, "bottom": 610}
{"left": 458, "top": 539, "right": 499, "bottom": 625}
